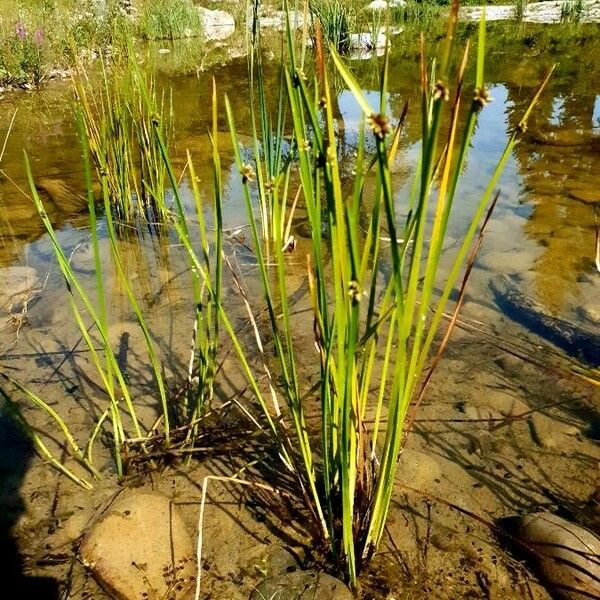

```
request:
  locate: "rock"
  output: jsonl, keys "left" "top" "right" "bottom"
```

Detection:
{"left": 460, "top": 402, "right": 503, "bottom": 423}
{"left": 465, "top": 430, "right": 494, "bottom": 455}
{"left": 462, "top": 403, "right": 482, "bottom": 421}
{"left": 259, "top": 10, "right": 305, "bottom": 29}
{"left": 580, "top": 304, "right": 600, "bottom": 324}
{"left": 36, "top": 177, "right": 88, "bottom": 213}
{"left": 459, "top": 5, "right": 516, "bottom": 21}
{"left": 504, "top": 512, "right": 600, "bottom": 600}
{"left": 529, "top": 413, "right": 579, "bottom": 449}
{"left": 494, "top": 354, "right": 522, "bottom": 372}
{"left": 348, "top": 32, "right": 387, "bottom": 50}
{"left": 252, "top": 569, "right": 353, "bottom": 600}
{"left": 250, "top": 546, "right": 351, "bottom": 599}
{"left": 80, "top": 490, "right": 196, "bottom": 600}
{"left": 348, "top": 32, "right": 388, "bottom": 60}
{"left": 482, "top": 390, "right": 529, "bottom": 418}
{"left": 431, "top": 526, "right": 463, "bottom": 551}
{"left": 397, "top": 449, "right": 442, "bottom": 489}
{"left": 367, "top": 0, "right": 406, "bottom": 9}
{"left": 530, "top": 413, "right": 554, "bottom": 448}
{"left": 491, "top": 275, "right": 600, "bottom": 366}
{"left": 0, "top": 266, "right": 38, "bottom": 310}
{"left": 60, "top": 508, "right": 96, "bottom": 543}
{"left": 198, "top": 7, "right": 235, "bottom": 41}
{"left": 367, "top": 0, "right": 388, "bottom": 9}
{"left": 477, "top": 249, "right": 533, "bottom": 275}
{"left": 349, "top": 45, "right": 386, "bottom": 60}
{"left": 567, "top": 187, "right": 599, "bottom": 204}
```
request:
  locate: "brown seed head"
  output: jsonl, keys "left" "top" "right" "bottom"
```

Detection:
{"left": 433, "top": 81, "right": 449, "bottom": 102}
{"left": 516, "top": 121, "right": 528, "bottom": 134}
{"left": 348, "top": 280, "right": 361, "bottom": 304}
{"left": 367, "top": 113, "right": 391, "bottom": 140}
{"left": 473, "top": 86, "right": 493, "bottom": 111}
{"left": 241, "top": 163, "right": 255, "bottom": 184}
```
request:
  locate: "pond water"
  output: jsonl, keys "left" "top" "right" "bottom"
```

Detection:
{"left": 0, "top": 21, "right": 599, "bottom": 599}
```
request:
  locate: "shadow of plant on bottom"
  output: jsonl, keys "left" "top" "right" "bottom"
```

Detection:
{"left": 0, "top": 1, "right": 555, "bottom": 594}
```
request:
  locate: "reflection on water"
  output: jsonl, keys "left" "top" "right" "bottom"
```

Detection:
{"left": 0, "top": 23, "right": 599, "bottom": 329}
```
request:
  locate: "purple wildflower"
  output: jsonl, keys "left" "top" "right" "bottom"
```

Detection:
{"left": 34, "top": 29, "right": 45, "bottom": 46}
{"left": 15, "top": 22, "right": 26, "bottom": 41}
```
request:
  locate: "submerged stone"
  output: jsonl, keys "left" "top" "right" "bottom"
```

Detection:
{"left": 482, "top": 390, "right": 529, "bottom": 418}
{"left": 36, "top": 177, "right": 88, "bottom": 213}
{"left": 397, "top": 449, "right": 442, "bottom": 490}
{"left": 529, "top": 412, "right": 579, "bottom": 449}
{"left": 502, "top": 512, "right": 600, "bottom": 600}
{"left": 252, "top": 569, "right": 353, "bottom": 600}
{"left": 0, "top": 266, "right": 38, "bottom": 311}
{"left": 251, "top": 546, "right": 352, "bottom": 599}
{"left": 80, "top": 490, "right": 196, "bottom": 600}
{"left": 567, "top": 187, "right": 599, "bottom": 204}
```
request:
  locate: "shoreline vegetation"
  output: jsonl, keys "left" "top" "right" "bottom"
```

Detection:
{"left": 0, "top": 0, "right": 205, "bottom": 88}
{"left": 1, "top": 0, "right": 599, "bottom": 89}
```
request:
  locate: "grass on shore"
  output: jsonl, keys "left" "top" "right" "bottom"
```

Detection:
{"left": 0, "top": 0, "right": 202, "bottom": 87}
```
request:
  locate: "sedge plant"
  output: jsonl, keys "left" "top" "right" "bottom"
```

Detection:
{"left": 150, "top": 79, "right": 224, "bottom": 438}
{"left": 72, "top": 52, "right": 173, "bottom": 223}
{"left": 309, "top": 0, "right": 358, "bottom": 52}
{"left": 12, "top": 90, "right": 222, "bottom": 483}
{"left": 245, "top": 0, "right": 299, "bottom": 252}
{"left": 194, "top": 4, "right": 554, "bottom": 586}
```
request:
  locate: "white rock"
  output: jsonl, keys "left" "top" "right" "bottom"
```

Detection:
{"left": 259, "top": 10, "right": 305, "bottom": 30}
{"left": 198, "top": 7, "right": 235, "bottom": 41}
{"left": 367, "top": 0, "right": 388, "bottom": 10}
{"left": 348, "top": 31, "right": 388, "bottom": 50}
{"left": 367, "top": 0, "right": 406, "bottom": 8}
{"left": 349, "top": 45, "right": 386, "bottom": 60}
{"left": 459, "top": 5, "right": 516, "bottom": 21}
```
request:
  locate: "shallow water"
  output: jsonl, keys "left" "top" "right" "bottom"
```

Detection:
{"left": 1, "top": 23, "right": 599, "bottom": 319}
{"left": 0, "top": 21, "right": 599, "bottom": 599}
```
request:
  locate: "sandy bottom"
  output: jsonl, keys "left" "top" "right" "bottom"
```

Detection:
{"left": 1, "top": 244, "right": 598, "bottom": 600}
